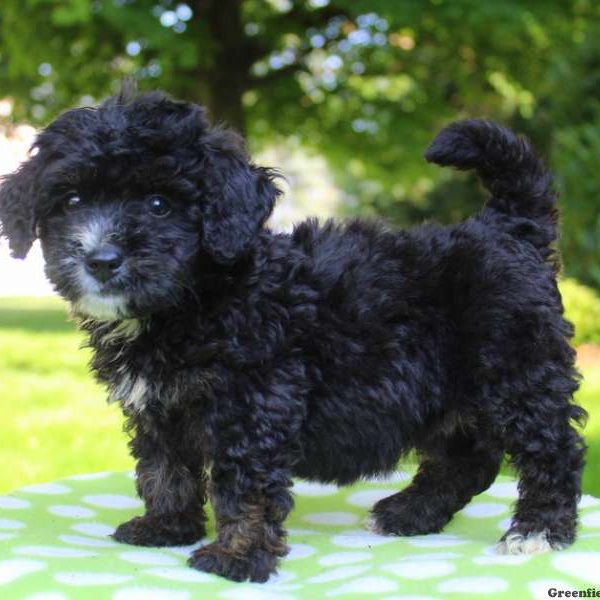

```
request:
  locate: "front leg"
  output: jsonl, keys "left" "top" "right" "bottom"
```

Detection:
{"left": 189, "top": 467, "right": 292, "bottom": 582}
{"left": 113, "top": 410, "right": 208, "bottom": 547}
{"left": 189, "top": 382, "right": 299, "bottom": 582}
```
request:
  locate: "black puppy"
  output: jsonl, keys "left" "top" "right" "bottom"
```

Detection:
{"left": 0, "top": 87, "right": 586, "bottom": 582}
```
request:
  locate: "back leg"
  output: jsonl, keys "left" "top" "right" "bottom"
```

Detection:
{"left": 370, "top": 427, "right": 503, "bottom": 536}
{"left": 468, "top": 299, "right": 587, "bottom": 554}
{"left": 494, "top": 382, "right": 586, "bottom": 554}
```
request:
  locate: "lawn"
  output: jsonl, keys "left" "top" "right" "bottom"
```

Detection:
{"left": 0, "top": 296, "right": 133, "bottom": 493}
{"left": 1, "top": 296, "right": 599, "bottom": 499}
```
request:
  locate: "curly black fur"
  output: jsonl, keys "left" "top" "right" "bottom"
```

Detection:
{"left": 0, "top": 90, "right": 586, "bottom": 582}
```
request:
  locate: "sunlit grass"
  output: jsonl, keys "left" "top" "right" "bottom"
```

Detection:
{"left": 0, "top": 296, "right": 599, "bottom": 498}
{"left": 0, "top": 296, "right": 132, "bottom": 493}
{"left": 579, "top": 368, "right": 600, "bottom": 496}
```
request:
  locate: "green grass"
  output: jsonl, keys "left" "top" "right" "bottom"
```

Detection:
{"left": 0, "top": 296, "right": 133, "bottom": 493}
{"left": 580, "top": 367, "right": 600, "bottom": 496}
{"left": 0, "top": 296, "right": 599, "bottom": 498}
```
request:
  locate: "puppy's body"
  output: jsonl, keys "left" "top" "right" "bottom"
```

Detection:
{"left": 0, "top": 90, "right": 585, "bottom": 582}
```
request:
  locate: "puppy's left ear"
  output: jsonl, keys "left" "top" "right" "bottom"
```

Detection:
{"left": 0, "top": 156, "right": 42, "bottom": 259}
{"left": 201, "top": 131, "right": 280, "bottom": 264}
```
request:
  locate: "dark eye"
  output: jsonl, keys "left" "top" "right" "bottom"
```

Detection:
{"left": 148, "top": 195, "right": 171, "bottom": 217}
{"left": 64, "top": 194, "right": 82, "bottom": 210}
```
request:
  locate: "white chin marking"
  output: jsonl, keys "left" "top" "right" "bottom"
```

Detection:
{"left": 496, "top": 531, "right": 554, "bottom": 555}
{"left": 75, "top": 294, "right": 127, "bottom": 321}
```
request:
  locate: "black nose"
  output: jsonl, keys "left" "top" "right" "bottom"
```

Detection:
{"left": 85, "top": 245, "right": 124, "bottom": 283}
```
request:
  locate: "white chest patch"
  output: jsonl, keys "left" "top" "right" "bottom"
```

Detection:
{"left": 75, "top": 294, "right": 128, "bottom": 322}
{"left": 108, "top": 373, "right": 150, "bottom": 413}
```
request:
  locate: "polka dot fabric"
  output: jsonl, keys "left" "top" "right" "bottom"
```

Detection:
{"left": 1, "top": 471, "right": 600, "bottom": 599}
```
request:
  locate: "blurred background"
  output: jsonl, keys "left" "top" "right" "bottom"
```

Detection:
{"left": 0, "top": 0, "right": 599, "bottom": 495}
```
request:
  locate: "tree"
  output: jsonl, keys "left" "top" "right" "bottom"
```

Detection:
{"left": 1, "top": 0, "right": 599, "bottom": 286}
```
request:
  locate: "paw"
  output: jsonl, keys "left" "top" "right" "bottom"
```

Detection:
{"left": 370, "top": 494, "right": 451, "bottom": 536}
{"left": 369, "top": 508, "right": 441, "bottom": 536}
{"left": 188, "top": 542, "right": 278, "bottom": 583}
{"left": 112, "top": 513, "right": 206, "bottom": 547}
{"left": 496, "top": 529, "right": 566, "bottom": 555}
{"left": 363, "top": 515, "right": 382, "bottom": 534}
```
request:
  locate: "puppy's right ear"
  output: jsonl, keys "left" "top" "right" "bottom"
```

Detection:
{"left": 0, "top": 156, "right": 41, "bottom": 259}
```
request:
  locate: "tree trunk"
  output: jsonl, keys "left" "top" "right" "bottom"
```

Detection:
{"left": 196, "top": 0, "right": 250, "bottom": 135}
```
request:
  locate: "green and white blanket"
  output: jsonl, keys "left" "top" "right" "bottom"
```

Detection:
{"left": 1, "top": 470, "right": 600, "bottom": 599}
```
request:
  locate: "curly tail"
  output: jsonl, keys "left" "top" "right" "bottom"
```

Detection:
{"left": 425, "top": 119, "right": 558, "bottom": 262}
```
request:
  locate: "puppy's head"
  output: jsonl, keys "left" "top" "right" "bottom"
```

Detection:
{"left": 0, "top": 87, "right": 279, "bottom": 321}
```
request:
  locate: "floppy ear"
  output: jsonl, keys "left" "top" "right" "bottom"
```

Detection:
{"left": 0, "top": 157, "right": 41, "bottom": 259}
{"left": 201, "top": 133, "right": 280, "bottom": 264}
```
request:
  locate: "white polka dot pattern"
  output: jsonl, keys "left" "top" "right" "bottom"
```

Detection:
{"left": 582, "top": 511, "right": 600, "bottom": 527}
{"left": 438, "top": 576, "right": 509, "bottom": 593}
{"left": 486, "top": 481, "right": 519, "bottom": 498}
{"left": 143, "top": 567, "right": 214, "bottom": 583}
{"left": 460, "top": 502, "right": 508, "bottom": 518}
{"left": 19, "top": 483, "right": 71, "bottom": 495}
{"left": 331, "top": 529, "right": 397, "bottom": 548}
{"left": 54, "top": 571, "right": 133, "bottom": 585}
{"left": 0, "top": 517, "right": 25, "bottom": 529}
{"left": 306, "top": 564, "right": 370, "bottom": 583}
{"left": 552, "top": 552, "right": 600, "bottom": 584}
{"left": 13, "top": 546, "right": 97, "bottom": 558}
{"left": 71, "top": 522, "right": 116, "bottom": 537}
{"left": 327, "top": 575, "right": 398, "bottom": 595}
{"left": 407, "top": 534, "right": 469, "bottom": 548}
{"left": 58, "top": 534, "right": 117, "bottom": 548}
{"left": 48, "top": 505, "right": 97, "bottom": 519}
{"left": 528, "top": 579, "right": 577, "bottom": 600}
{"left": 318, "top": 551, "right": 372, "bottom": 566}
{"left": 0, "top": 497, "right": 31, "bottom": 509}
{"left": 0, "top": 559, "right": 45, "bottom": 584}
{"left": 0, "top": 470, "right": 599, "bottom": 598}
{"left": 82, "top": 494, "right": 143, "bottom": 509}
{"left": 25, "top": 592, "right": 69, "bottom": 600}
{"left": 286, "top": 543, "right": 317, "bottom": 560}
{"left": 579, "top": 495, "right": 600, "bottom": 509}
{"left": 23, "top": 593, "right": 70, "bottom": 600}
{"left": 381, "top": 559, "right": 455, "bottom": 578}
{"left": 292, "top": 481, "right": 338, "bottom": 496}
{"left": 113, "top": 587, "right": 191, "bottom": 600}
{"left": 345, "top": 489, "right": 397, "bottom": 507}
{"left": 302, "top": 511, "right": 359, "bottom": 526}
{"left": 119, "top": 551, "right": 180, "bottom": 566}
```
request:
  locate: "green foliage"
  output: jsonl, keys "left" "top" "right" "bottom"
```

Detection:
{"left": 560, "top": 278, "right": 600, "bottom": 346}
{"left": 553, "top": 119, "right": 600, "bottom": 289}
{"left": 0, "top": 0, "right": 599, "bottom": 286}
